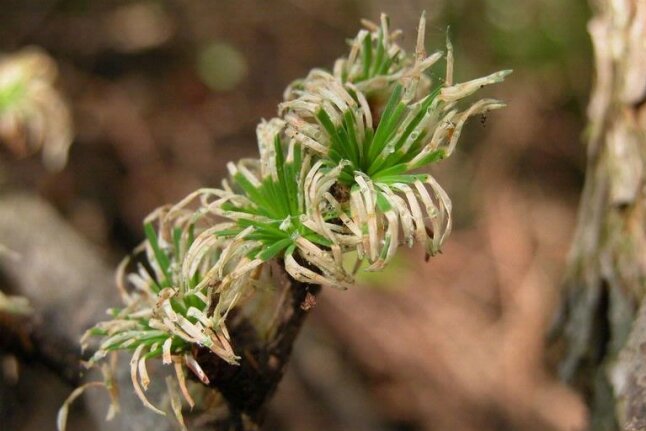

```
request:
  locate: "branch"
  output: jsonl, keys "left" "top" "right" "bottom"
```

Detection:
{"left": 554, "top": 0, "right": 646, "bottom": 429}
{"left": 194, "top": 264, "right": 320, "bottom": 429}
{"left": 0, "top": 310, "right": 83, "bottom": 386}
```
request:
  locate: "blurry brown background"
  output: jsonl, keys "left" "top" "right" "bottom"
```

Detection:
{"left": 0, "top": 0, "right": 593, "bottom": 430}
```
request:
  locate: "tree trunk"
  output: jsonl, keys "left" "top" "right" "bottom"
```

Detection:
{"left": 556, "top": 1, "right": 646, "bottom": 429}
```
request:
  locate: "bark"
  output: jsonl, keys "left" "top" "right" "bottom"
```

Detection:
{"left": 555, "top": 1, "right": 646, "bottom": 429}
{"left": 0, "top": 309, "right": 83, "bottom": 387}
{"left": 193, "top": 263, "right": 320, "bottom": 430}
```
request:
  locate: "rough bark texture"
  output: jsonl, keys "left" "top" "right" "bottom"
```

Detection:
{"left": 193, "top": 264, "right": 320, "bottom": 430}
{"left": 556, "top": 1, "right": 646, "bottom": 429}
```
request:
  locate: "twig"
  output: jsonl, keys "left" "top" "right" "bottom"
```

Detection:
{"left": 193, "top": 268, "right": 320, "bottom": 429}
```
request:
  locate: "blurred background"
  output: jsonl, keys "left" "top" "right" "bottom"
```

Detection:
{"left": 0, "top": 0, "right": 593, "bottom": 430}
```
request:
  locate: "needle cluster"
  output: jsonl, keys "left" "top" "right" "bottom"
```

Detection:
{"left": 63, "top": 13, "right": 509, "bottom": 430}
